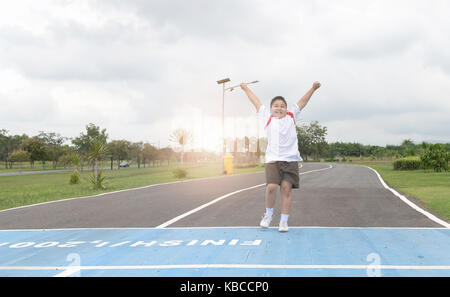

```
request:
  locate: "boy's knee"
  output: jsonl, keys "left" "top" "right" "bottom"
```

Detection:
{"left": 267, "top": 184, "right": 278, "bottom": 193}
{"left": 281, "top": 180, "right": 292, "bottom": 191}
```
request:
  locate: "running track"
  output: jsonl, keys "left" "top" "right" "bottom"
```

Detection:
{"left": 0, "top": 163, "right": 449, "bottom": 277}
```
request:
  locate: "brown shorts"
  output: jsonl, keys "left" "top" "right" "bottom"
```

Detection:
{"left": 265, "top": 161, "right": 300, "bottom": 189}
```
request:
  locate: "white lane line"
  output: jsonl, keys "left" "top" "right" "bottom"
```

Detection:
{"left": 1, "top": 226, "right": 447, "bottom": 232}
{"left": 155, "top": 184, "right": 265, "bottom": 228}
{"left": 0, "top": 264, "right": 449, "bottom": 274}
{"left": 363, "top": 166, "right": 450, "bottom": 228}
{"left": 299, "top": 164, "right": 333, "bottom": 176}
{"left": 55, "top": 264, "right": 447, "bottom": 270}
{"left": 53, "top": 267, "right": 80, "bottom": 277}
{"left": 155, "top": 164, "right": 333, "bottom": 228}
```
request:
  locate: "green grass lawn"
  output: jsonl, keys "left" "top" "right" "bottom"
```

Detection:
{"left": 350, "top": 161, "right": 450, "bottom": 221}
{"left": 0, "top": 162, "right": 264, "bottom": 211}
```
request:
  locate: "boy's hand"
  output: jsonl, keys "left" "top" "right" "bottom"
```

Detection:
{"left": 312, "top": 81, "right": 321, "bottom": 90}
{"left": 240, "top": 82, "right": 248, "bottom": 90}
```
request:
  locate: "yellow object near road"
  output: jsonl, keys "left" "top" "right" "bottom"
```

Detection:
{"left": 223, "top": 153, "right": 234, "bottom": 174}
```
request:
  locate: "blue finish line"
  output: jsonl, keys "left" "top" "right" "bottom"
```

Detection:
{"left": 0, "top": 227, "right": 449, "bottom": 277}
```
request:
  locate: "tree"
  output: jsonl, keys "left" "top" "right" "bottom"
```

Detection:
{"left": 169, "top": 129, "right": 193, "bottom": 167}
{"left": 297, "top": 121, "right": 327, "bottom": 161}
{"left": 37, "top": 131, "right": 67, "bottom": 169}
{"left": 308, "top": 121, "right": 328, "bottom": 160}
{"left": 72, "top": 123, "right": 108, "bottom": 156}
{"left": 142, "top": 143, "right": 158, "bottom": 167}
{"left": 58, "top": 152, "right": 73, "bottom": 169}
{"left": 71, "top": 123, "right": 108, "bottom": 171}
{"left": 256, "top": 137, "right": 261, "bottom": 161}
{"left": 158, "top": 147, "right": 175, "bottom": 166}
{"left": 0, "top": 129, "right": 10, "bottom": 167}
{"left": 244, "top": 136, "right": 250, "bottom": 154}
{"left": 297, "top": 125, "right": 312, "bottom": 161}
{"left": 107, "top": 140, "right": 130, "bottom": 169}
{"left": 87, "top": 137, "right": 109, "bottom": 190}
{"left": 7, "top": 150, "right": 30, "bottom": 169}
{"left": 129, "top": 142, "right": 144, "bottom": 168}
{"left": 1, "top": 130, "right": 28, "bottom": 168}
{"left": 420, "top": 143, "right": 449, "bottom": 172}
{"left": 21, "top": 137, "right": 48, "bottom": 168}
{"left": 401, "top": 139, "right": 416, "bottom": 156}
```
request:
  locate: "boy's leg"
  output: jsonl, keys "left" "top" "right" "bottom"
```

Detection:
{"left": 279, "top": 161, "right": 299, "bottom": 214}
{"left": 265, "top": 183, "right": 278, "bottom": 209}
{"left": 280, "top": 180, "right": 292, "bottom": 215}
{"left": 260, "top": 183, "right": 278, "bottom": 228}
{"left": 264, "top": 162, "right": 281, "bottom": 212}
{"left": 279, "top": 180, "right": 292, "bottom": 232}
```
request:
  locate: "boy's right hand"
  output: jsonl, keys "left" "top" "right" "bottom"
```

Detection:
{"left": 240, "top": 82, "right": 248, "bottom": 90}
{"left": 312, "top": 81, "right": 321, "bottom": 90}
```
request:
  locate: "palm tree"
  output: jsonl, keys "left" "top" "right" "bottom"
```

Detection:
{"left": 401, "top": 139, "right": 414, "bottom": 149}
{"left": 169, "top": 129, "right": 193, "bottom": 167}
{"left": 401, "top": 139, "right": 415, "bottom": 156}
{"left": 87, "top": 137, "right": 109, "bottom": 189}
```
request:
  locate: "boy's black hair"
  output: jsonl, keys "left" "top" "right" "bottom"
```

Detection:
{"left": 270, "top": 96, "right": 287, "bottom": 108}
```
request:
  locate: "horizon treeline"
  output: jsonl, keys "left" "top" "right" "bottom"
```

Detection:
{"left": 1, "top": 122, "right": 449, "bottom": 169}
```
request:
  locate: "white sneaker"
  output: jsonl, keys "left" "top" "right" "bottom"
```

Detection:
{"left": 278, "top": 221, "right": 289, "bottom": 232}
{"left": 259, "top": 213, "right": 272, "bottom": 228}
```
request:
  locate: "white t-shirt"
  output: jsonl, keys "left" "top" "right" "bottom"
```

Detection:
{"left": 258, "top": 103, "right": 302, "bottom": 163}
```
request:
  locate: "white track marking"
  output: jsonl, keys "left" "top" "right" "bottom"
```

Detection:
{"left": 155, "top": 164, "right": 333, "bottom": 228}
{"left": 49, "top": 264, "right": 446, "bottom": 270}
{"left": 1, "top": 264, "right": 450, "bottom": 277}
{"left": 53, "top": 267, "right": 80, "bottom": 277}
{"left": 155, "top": 184, "right": 265, "bottom": 228}
{"left": 362, "top": 165, "right": 450, "bottom": 228}
{"left": 1, "top": 226, "right": 447, "bottom": 232}
{"left": 299, "top": 164, "right": 332, "bottom": 176}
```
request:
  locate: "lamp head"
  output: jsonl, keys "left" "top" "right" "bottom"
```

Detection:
{"left": 217, "top": 78, "right": 230, "bottom": 84}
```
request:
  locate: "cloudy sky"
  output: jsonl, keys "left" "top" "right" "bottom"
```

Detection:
{"left": 1, "top": 0, "right": 449, "bottom": 152}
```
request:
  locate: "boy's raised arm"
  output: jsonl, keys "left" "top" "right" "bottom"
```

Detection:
{"left": 240, "top": 83, "right": 262, "bottom": 112}
{"left": 297, "top": 81, "right": 321, "bottom": 110}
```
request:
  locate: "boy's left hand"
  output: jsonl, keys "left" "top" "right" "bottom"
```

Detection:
{"left": 312, "top": 81, "right": 321, "bottom": 90}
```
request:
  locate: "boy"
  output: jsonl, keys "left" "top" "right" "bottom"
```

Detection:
{"left": 240, "top": 81, "right": 321, "bottom": 232}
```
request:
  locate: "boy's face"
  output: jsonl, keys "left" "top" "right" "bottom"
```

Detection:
{"left": 270, "top": 99, "right": 287, "bottom": 119}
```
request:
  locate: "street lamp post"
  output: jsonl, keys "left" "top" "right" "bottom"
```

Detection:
{"left": 217, "top": 78, "right": 259, "bottom": 174}
{"left": 217, "top": 78, "right": 230, "bottom": 174}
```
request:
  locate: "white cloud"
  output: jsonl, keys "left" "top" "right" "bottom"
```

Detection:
{"left": 1, "top": 0, "right": 449, "bottom": 150}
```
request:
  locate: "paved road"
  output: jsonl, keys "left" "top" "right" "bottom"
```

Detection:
{"left": 0, "top": 163, "right": 444, "bottom": 229}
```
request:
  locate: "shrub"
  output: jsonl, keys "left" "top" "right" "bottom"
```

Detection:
{"left": 69, "top": 172, "right": 80, "bottom": 185}
{"left": 420, "top": 144, "right": 449, "bottom": 172}
{"left": 393, "top": 157, "right": 421, "bottom": 170}
{"left": 89, "top": 171, "right": 106, "bottom": 190}
{"left": 173, "top": 167, "right": 187, "bottom": 178}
